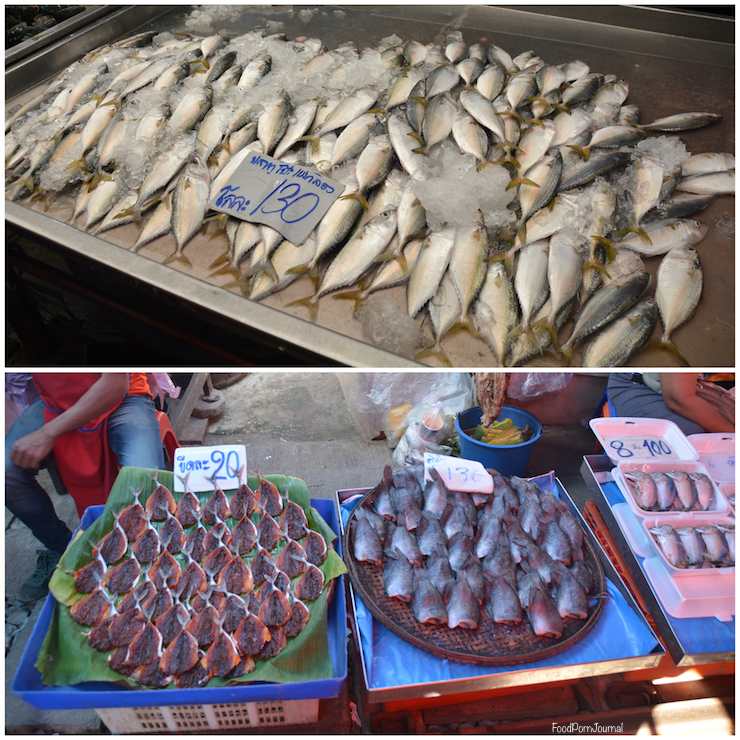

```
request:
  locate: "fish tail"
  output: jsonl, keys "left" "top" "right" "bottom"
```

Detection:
{"left": 297, "top": 133, "right": 320, "bottom": 153}
{"left": 565, "top": 144, "right": 590, "bottom": 161}
{"left": 208, "top": 251, "right": 230, "bottom": 269}
{"left": 646, "top": 338, "right": 690, "bottom": 367}
{"left": 285, "top": 262, "right": 310, "bottom": 277}
{"left": 448, "top": 318, "right": 482, "bottom": 342}
{"left": 582, "top": 255, "right": 611, "bottom": 280}
{"left": 162, "top": 251, "right": 192, "bottom": 268}
{"left": 340, "top": 192, "right": 369, "bottom": 209}
{"left": 286, "top": 294, "right": 319, "bottom": 322}
{"left": 414, "top": 345, "right": 453, "bottom": 367}
{"left": 333, "top": 289, "right": 365, "bottom": 314}
{"left": 209, "top": 264, "right": 241, "bottom": 279}
{"left": 560, "top": 346, "right": 574, "bottom": 366}
{"left": 506, "top": 176, "right": 539, "bottom": 191}
{"left": 616, "top": 225, "right": 652, "bottom": 245}
{"left": 591, "top": 236, "right": 618, "bottom": 263}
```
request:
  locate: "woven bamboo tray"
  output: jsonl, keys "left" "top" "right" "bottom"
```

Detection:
{"left": 342, "top": 489, "right": 606, "bottom": 666}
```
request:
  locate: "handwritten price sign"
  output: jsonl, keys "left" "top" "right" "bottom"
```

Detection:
{"left": 604, "top": 435, "right": 679, "bottom": 460}
{"left": 208, "top": 149, "right": 345, "bottom": 245}
{"left": 424, "top": 452, "right": 493, "bottom": 494}
{"left": 172, "top": 445, "right": 248, "bottom": 493}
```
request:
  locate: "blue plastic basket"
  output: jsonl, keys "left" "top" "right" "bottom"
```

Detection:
{"left": 455, "top": 405, "right": 543, "bottom": 478}
{"left": 11, "top": 499, "right": 347, "bottom": 710}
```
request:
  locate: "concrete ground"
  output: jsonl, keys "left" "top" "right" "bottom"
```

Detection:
{"left": 5, "top": 371, "right": 606, "bottom": 733}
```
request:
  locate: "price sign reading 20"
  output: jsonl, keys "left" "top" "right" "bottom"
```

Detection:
{"left": 172, "top": 444, "right": 248, "bottom": 493}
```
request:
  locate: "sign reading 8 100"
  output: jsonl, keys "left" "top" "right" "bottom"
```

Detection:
{"left": 209, "top": 151, "right": 345, "bottom": 245}
{"left": 606, "top": 435, "right": 678, "bottom": 459}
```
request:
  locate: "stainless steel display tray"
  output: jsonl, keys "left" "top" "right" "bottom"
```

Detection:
{"left": 580, "top": 454, "right": 735, "bottom": 667}
{"left": 6, "top": 5, "right": 734, "bottom": 367}
{"left": 337, "top": 483, "right": 664, "bottom": 703}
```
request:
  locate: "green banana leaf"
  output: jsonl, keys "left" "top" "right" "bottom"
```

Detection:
{"left": 38, "top": 466, "right": 346, "bottom": 689}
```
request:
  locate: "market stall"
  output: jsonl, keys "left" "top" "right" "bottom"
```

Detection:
{"left": 5, "top": 5, "right": 734, "bottom": 367}
{"left": 7, "top": 371, "right": 735, "bottom": 733}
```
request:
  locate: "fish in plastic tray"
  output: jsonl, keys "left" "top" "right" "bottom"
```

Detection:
{"left": 646, "top": 516, "right": 735, "bottom": 575}
{"left": 614, "top": 460, "right": 729, "bottom": 519}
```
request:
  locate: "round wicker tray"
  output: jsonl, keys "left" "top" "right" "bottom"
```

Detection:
{"left": 342, "top": 489, "right": 607, "bottom": 666}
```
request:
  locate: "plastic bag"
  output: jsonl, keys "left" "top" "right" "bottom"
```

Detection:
{"left": 336, "top": 372, "right": 475, "bottom": 446}
{"left": 507, "top": 373, "right": 572, "bottom": 400}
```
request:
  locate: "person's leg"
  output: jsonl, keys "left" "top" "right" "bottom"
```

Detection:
{"left": 106, "top": 394, "right": 166, "bottom": 471}
{"left": 607, "top": 374, "right": 705, "bottom": 436}
{"left": 5, "top": 398, "right": 73, "bottom": 553}
{"left": 5, "top": 398, "right": 73, "bottom": 602}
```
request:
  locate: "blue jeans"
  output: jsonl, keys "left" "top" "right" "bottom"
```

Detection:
{"left": 5, "top": 394, "right": 165, "bottom": 552}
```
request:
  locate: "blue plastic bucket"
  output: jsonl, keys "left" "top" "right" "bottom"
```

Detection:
{"left": 454, "top": 405, "right": 542, "bottom": 478}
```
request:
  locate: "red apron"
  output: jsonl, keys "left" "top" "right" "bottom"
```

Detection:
{"left": 33, "top": 374, "right": 123, "bottom": 517}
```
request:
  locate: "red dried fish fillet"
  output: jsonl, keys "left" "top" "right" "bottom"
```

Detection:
{"left": 70, "top": 589, "right": 113, "bottom": 626}
{"left": 160, "top": 628, "right": 199, "bottom": 675}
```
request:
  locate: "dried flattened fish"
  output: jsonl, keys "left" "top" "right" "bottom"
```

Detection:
{"left": 160, "top": 628, "right": 199, "bottom": 675}
{"left": 70, "top": 589, "right": 114, "bottom": 627}
{"left": 105, "top": 556, "right": 141, "bottom": 594}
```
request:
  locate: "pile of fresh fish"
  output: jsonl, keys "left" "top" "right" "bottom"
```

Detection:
{"left": 5, "top": 22, "right": 733, "bottom": 366}
{"left": 351, "top": 465, "right": 598, "bottom": 640}
{"left": 623, "top": 469, "right": 717, "bottom": 512}
{"left": 69, "top": 474, "right": 328, "bottom": 688}
{"left": 650, "top": 522, "right": 734, "bottom": 569}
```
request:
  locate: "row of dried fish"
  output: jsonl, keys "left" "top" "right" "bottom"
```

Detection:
{"left": 650, "top": 523, "right": 734, "bottom": 569}
{"left": 352, "top": 465, "right": 597, "bottom": 638}
{"left": 68, "top": 476, "right": 328, "bottom": 688}
{"left": 4, "top": 24, "right": 732, "bottom": 366}
{"left": 623, "top": 469, "right": 717, "bottom": 512}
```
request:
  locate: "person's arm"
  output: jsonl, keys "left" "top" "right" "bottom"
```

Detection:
{"left": 10, "top": 374, "right": 130, "bottom": 469}
{"left": 660, "top": 373, "right": 734, "bottom": 433}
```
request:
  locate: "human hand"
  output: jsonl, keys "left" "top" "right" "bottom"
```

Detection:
{"left": 9, "top": 427, "right": 57, "bottom": 469}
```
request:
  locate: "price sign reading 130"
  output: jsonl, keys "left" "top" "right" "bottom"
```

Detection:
{"left": 424, "top": 453, "right": 493, "bottom": 494}
{"left": 209, "top": 150, "right": 345, "bottom": 245}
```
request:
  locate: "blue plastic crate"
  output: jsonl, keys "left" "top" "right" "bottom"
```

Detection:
{"left": 12, "top": 498, "right": 347, "bottom": 710}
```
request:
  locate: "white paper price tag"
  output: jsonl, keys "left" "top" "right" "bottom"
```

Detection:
{"left": 604, "top": 435, "right": 680, "bottom": 460}
{"left": 172, "top": 445, "right": 247, "bottom": 493}
{"left": 208, "top": 149, "right": 345, "bottom": 245}
{"left": 424, "top": 452, "right": 493, "bottom": 494}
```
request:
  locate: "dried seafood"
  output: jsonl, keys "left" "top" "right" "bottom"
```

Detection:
{"left": 69, "top": 476, "right": 329, "bottom": 688}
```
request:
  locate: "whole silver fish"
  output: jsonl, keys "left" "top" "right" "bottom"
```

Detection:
{"left": 166, "top": 156, "right": 211, "bottom": 266}
{"left": 407, "top": 224, "right": 457, "bottom": 318}
{"left": 624, "top": 471, "right": 659, "bottom": 511}
{"left": 168, "top": 84, "right": 213, "bottom": 134}
{"left": 513, "top": 239, "right": 550, "bottom": 334}
{"left": 300, "top": 208, "right": 398, "bottom": 316}
{"left": 688, "top": 472, "right": 714, "bottom": 511}
{"left": 581, "top": 299, "right": 659, "bottom": 367}
{"left": 654, "top": 244, "right": 703, "bottom": 350}
{"left": 651, "top": 524, "right": 687, "bottom": 567}
{"left": 675, "top": 526, "right": 706, "bottom": 566}
{"left": 561, "top": 271, "right": 652, "bottom": 359}
{"left": 614, "top": 219, "right": 708, "bottom": 257}
{"left": 696, "top": 525, "right": 729, "bottom": 564}
{"left": 387, "top": 112, "right": 426, "bottom": 179}
{"left": 642, "top": 112, "right": 722, "bottom": 132}
{"left": 472, "top": 261, "right": 519, "bottom": 365}
{"left": 665, "top": 470, "right": 695, "bottom": 511}
{"left": 257, "top": 92, "right": 293, "bottom": 156}
{"left": 448, "top": 221, "right": 488, "bottom": 322}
